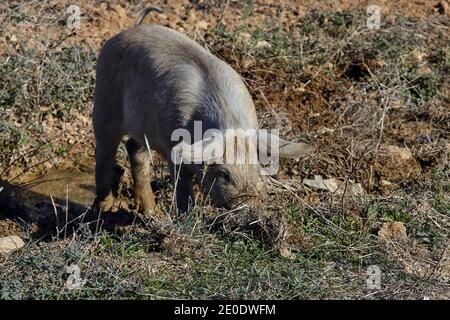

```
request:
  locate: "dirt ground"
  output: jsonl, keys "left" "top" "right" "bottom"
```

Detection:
{"left": 0, "top": 0, "right": 449, "bottom": 299}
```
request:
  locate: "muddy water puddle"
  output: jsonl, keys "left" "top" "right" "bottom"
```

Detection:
{"left": 0, "top": 170, "right": 100, "bottom": 237}
{"left": 21, "top": 170, "right": 96, "bottom": 208}
{"left": 1, "top": 169, "right": 143, "bottom": 238}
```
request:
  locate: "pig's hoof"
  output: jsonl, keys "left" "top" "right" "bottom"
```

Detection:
{"left": 92, "top": 194, "right": 126, "bottom": 214}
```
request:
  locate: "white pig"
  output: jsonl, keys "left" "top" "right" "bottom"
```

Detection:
{"left": 92, "top": 11, "right": 313, "bottom": 214}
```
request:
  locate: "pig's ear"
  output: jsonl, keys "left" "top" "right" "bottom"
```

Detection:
{"left": 171, "top": 136, "right": 224, "bottom": 164}
{"left": 258, "top": 132, "right": 315, "bottom": 159}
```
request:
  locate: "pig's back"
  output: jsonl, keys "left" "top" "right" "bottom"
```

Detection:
{"left": 96, "top": 25, "right": 258, "bottom": 152}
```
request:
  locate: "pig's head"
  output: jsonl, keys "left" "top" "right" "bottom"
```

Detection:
{"left": 198, "top": 163, "right": 265, "bottom": 208}
{"left": 172, "top": 130, "right": 314, "bottom": 208}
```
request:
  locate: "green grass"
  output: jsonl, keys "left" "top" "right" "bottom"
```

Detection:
{"left": 432, "top": 192, "right": 450, "bottom": 216}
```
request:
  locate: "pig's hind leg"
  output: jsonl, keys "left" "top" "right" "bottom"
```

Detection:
{"left": 92, "top": 115, "right": 124, "bottom": 213}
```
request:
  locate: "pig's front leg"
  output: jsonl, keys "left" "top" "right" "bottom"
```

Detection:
{"left": 168, "top": 160, "right": 195, "bottom": 213}
{"left": 125, "top": 138, "right": 157, "bottom": 214}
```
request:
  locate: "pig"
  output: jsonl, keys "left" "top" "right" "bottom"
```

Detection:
{"left": 92, "top": 11, "right": 314, "bottom": 215}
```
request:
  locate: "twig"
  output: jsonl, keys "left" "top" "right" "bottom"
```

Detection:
{"left": 216, "top": 0, "right": 230, "bottom": 28}
{"left": 50, "top": 195, "right": 59, "bottom": 239}
{"left": 340, "top": 142, "right": 373, "bottom": 216}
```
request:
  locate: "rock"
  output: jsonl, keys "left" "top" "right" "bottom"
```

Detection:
{"left": 0, "top": 235, "right": 25, "bottom": 254}
{"left": 303, "top": 175, "right": 365, "bottom": 196}
{"left": 303, "top": 175, "right": 339, "bottom": 192}
{"left": 379, "top": 179, "right": 397, "bottom": 194}
{"left": 378, "top": 221, "right": 407, "bottom": 240}
{"left": 373, "top": 145, "right": 421, "bottom": 184}
{"left": 256, "top": 40, "right": 272, "bottom": 49}
{"left": 279, "top": 246, "right": 295, "bottom": 259}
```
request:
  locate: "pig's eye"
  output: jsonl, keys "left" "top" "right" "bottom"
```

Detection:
{"left": 218, "top": 169, "right": 231, "bottom": 181}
